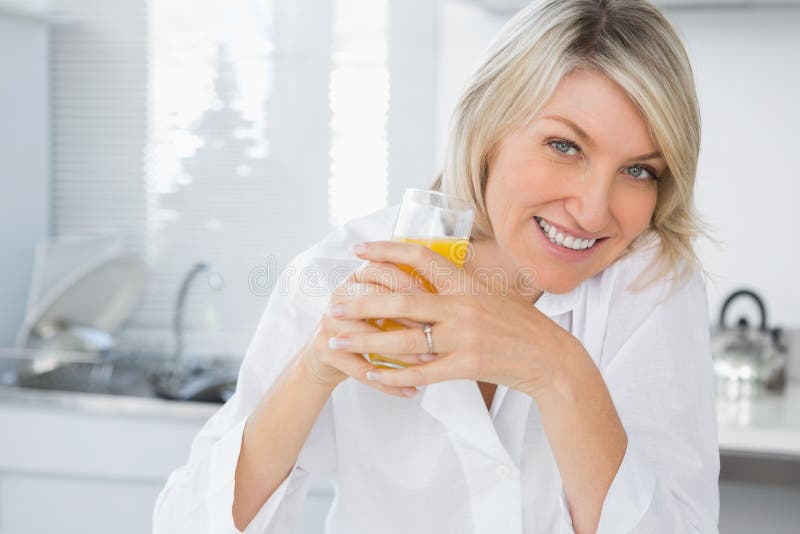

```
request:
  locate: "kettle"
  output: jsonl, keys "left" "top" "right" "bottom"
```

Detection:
{"left": 711, "top": 289, "right": 788, "bottom": 399}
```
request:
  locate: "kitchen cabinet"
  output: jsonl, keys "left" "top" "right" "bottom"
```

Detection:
{"left": 0, "top": 388, "right": 212, "bottom": 534}
{"left": 3, "top": 381, "right": 799, "bottom": 533}
{"left": 0, "top": 387, "right": 334, "bottom": 534}
{"left": 717, "top": 383, "right": 800, "bottom": 532}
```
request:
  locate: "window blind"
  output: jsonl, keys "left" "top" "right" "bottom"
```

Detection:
{"left": 51, "top": 0, "right": 389, "bottom": 356}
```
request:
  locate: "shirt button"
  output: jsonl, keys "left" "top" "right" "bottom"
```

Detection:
{"left": 496, "top": 464, "right": 513, "bottom": 478}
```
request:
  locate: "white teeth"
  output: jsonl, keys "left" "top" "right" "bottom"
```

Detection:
{"left": 536, "top": 217, "right": 598, "bottom": 251}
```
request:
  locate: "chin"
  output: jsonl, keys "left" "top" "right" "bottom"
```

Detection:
{"left": 525, "top": 237, "right": 632, "bottom": 294}
{"left": 534, "top": 276, "right": 580, "bottom": 295}
{"left": 512, "top": 262, "right": 579, "bottom": 296}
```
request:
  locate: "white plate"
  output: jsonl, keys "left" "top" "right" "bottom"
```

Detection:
{"left": 16, "top": 252, "right": 148, "bottom": 348}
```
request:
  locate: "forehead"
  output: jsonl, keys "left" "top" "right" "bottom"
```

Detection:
{"left": 532, "top": 68, "right": 658, "bottom": 153}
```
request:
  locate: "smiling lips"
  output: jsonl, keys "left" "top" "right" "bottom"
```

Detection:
{"left": 533, "top": 216, "right": 606, "bottom": 250}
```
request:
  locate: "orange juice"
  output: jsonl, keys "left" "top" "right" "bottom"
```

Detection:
{"left": 366, "top": 236, "right": 469, "bottom": 368}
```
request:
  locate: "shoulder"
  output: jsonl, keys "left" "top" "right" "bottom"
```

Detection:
{"left": 292, "top": 204, "right": 400, "bottom": 270}
{"left": 588, "top": 234, "right": 709, "bottom": 370}
{"left": 278, "top": 204, "right": 401, "bottom": 301}
{"left": 595, "top": 232, "right": 705, "bottom": 308}
{"left": 242, "top": 204, "right": 400, "bottom": 381}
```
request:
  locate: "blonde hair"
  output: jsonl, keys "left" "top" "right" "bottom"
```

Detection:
{"left": 431, "top": 0, "right": 716, "bottom": 295}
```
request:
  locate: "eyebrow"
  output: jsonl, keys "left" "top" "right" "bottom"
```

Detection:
{"left": 540, "top": 115, "right": 664, "bottom": 161}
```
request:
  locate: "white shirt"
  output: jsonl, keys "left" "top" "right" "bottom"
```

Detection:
{"left": 153, "top": 204, "right": 720, "bottom": 534}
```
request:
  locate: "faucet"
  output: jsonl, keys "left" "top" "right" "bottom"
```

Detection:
{"left": 173, "top": 262, "right": 225, "bottom": 362}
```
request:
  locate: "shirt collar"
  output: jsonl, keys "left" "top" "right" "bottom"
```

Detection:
{"left": 393, "top": 210, "right": 581, "bottom": 464}
{"left": 533, "top": 285, "right": 580, "bottom": 318}
{"left": 418, "top": 285, "right": 580, "bottom": 466}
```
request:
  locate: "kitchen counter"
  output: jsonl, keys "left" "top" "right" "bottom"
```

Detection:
{"left": 717, "top": 381, "right": 800, "bottom": 458}
{"left": 2, "top": 382, "right": 798, "bottom": 534}
{"left": 3, "top": 380, "right": 800, "bottom": 456}
{"left": 0, "top": 383, "right": 219, "bottom": 422}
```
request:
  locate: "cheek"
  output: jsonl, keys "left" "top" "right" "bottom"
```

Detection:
{"left": 490, "top": 156, "right": 556, "bottom": 208}
{"left": 485, "top": 166, "right": 530, "bottom": 221}
{"left": 613, "top": 188, "right": 657, "bottom": 237}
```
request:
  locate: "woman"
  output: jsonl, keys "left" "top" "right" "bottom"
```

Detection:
{"left": 153, "top": 0, "right": 719, "bottom": 532}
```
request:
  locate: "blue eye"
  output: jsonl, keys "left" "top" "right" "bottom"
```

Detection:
{"left": 547, "top": 138, "right": 662, "bottom": 182}
{"left": 548, "top": 139, "right": 580, "bottom": 156}
{"left": 625, "top": 165, "right": 660, "bottom": 182}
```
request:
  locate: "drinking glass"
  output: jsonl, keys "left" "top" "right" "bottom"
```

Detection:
{"left": 365, "top": 188, "right": 474, "bottom": 369}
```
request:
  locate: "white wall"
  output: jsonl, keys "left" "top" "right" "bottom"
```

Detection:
{"left": 387, "top": 0, "right": 441, "bottom": 204}
{"left": 434, "top": 2, "right": 800, "bottom": 330}
{"left": 0, "top": 11, "right": 49, "bottom": 346}
{"left": 669, "top": 7, "right": 800, "bottom": 330}
{"left": 435, "top": 1, "right": 500, "bottom": 171}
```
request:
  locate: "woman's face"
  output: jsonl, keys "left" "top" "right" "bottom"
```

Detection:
{"left": 484, "top": 68, "right": 665, "bottom": 294}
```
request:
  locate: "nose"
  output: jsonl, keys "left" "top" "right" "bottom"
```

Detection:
{"left": 563, "top": 168, "right": 613, "bottom": 235}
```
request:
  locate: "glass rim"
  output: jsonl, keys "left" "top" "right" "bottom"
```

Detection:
{"left": 402, "top": 188, "right": 475, "bottom": 214}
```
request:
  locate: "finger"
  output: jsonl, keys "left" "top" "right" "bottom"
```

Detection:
{"left": 324, "top": 287, "right": 421, "bottom": 398}
{"left": 329, "top": 350, "right": 421, "bottom": 398}
{"left": 328, "top": 280, "right": 388, "bottom": 311}
{"left": 327, "top": 320, "right": 433, "bottom": 366}
{"left": 363, "top": 351, "right": 434, "bottom": 366}
{"left": 353, "top": 240, "right": 468, "bottom": 295}
{"left": 364, "top": 314, "right": 425, "bottom": 335}
{"left": 328, "top": 327, "right": 432, "bottom": 357}
{"left": 328, "top": 283, "right": 428, "bottom": 330}
{"left": 364, "top": 356, "right": 462, "bottom": 388}
{"left": 332, "top": 273, "right": 376, "bottom": 299}
{"left": 331, "top": 292, "right": 445, "bottom": 324}
{"left": 330, "top": 277, "right": 421, "bottom": 307}
{"left": 324, "top": 315, "right": 382, "bottom": 337}
{"left": 353, "top": 260, "right": 429, "bottom": 295}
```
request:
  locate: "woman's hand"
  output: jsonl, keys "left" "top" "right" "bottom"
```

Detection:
{"left": 326, "top": 240, "right": 585, "bottom": 398}
{"left": 299, "top": 258, "right": 431, "bottom": 398}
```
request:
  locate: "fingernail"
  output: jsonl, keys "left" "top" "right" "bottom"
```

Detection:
{"left": 402, "top": 387, "right": 419, "bottom": 398}
{"left": 327, "top": 302, "right": 345, "bottom": 318}
{"left": 418, "top": 353, "right": 436, "bottom": 363}
{"left": 351, "top": 242, "right": 367, "bottom": 255}
{"left": 328, "top": 337, "right": 350, "bottom": 350}
{"left": 366, "top": 371, "right": 381, "bottom": 381}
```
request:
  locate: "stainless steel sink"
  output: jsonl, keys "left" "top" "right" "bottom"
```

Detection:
{"left": 0, "top": 348, "right": 239, "bottom": 403}
{"left": 16, "top": 359, "right": 153, "bottom": 396}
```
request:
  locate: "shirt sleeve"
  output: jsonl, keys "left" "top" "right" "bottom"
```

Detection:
{"left": 561, "top": 264, "right": 720, "bottom": 533}
{"left": 152, "top": 254, "right": 338, "bottom": 534}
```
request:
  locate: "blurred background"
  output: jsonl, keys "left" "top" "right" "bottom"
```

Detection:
{"left": 0, "top": 0, "right": 798, "bottom": 532}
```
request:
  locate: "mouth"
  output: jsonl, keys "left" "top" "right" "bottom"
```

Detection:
{"left": 532, "top": 216, "right": 610, "bottom": 261}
